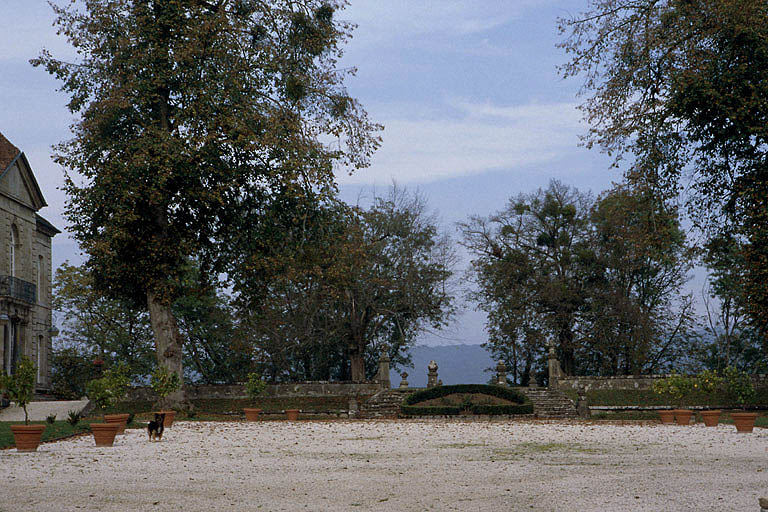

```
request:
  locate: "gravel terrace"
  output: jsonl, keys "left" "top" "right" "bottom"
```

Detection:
{"left": 1, "top": 420, "right": 766, "bottom": 511}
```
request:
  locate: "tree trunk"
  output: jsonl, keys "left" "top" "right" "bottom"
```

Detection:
{"left": 349, "top": 342, "right": 366, "bottom": 382}
{"left": 147, "top": 290, "right": 185, "bottom": 408}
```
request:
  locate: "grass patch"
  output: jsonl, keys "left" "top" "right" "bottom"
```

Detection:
{"left": 489, "top": 442, "right": 602, "bottom": 460}
{"left": 0, "top": 421, "right": 91, "bottom": 449}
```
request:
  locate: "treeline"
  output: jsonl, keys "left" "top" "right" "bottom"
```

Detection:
{"left": 52, "top": 180, "right": 766, "bottom": 397}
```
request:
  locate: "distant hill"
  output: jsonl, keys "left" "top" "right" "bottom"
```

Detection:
{"left": 389, "top": 344, "right": 495, "bottom": 387}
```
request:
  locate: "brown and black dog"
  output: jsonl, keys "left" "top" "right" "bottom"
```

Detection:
{"left": 147, "top": 413, "right": 165, "bottom": 442}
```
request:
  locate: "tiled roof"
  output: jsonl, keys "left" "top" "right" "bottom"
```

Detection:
{"left": 0, "top": 131, "right": 21, "bottom": 173}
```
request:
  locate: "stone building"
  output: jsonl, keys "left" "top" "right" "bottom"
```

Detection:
{"left": 0, "top": 132, "right": 59, "bottom": 393}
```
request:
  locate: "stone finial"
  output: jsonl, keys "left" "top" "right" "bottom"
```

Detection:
{"left": 427, "top": 360, "right": 439, "bottom": 388}
{"left": 399, "top": 371, "right": 409, "bottom": 388}
{"left": 437, "top": 379, "right": 443, "bottom": 386}
{"left": 495, "top": 360, "right": 507, "bottom": 386}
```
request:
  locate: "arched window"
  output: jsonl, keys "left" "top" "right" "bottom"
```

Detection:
{"left": 10, "top": 224, "right": 18, "bottom": 277}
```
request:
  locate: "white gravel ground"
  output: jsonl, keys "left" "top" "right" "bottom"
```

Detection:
{"left": 1, "top": 420, "right": 766, "bottom": 511}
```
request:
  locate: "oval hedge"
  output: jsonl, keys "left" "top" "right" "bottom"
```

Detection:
{"left": 401, "top": 384, "right": 534, "bottom": 416}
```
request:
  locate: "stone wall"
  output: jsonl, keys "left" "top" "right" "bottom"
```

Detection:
{"left": 126, "top": 381, "right": 383, "bottom": 402}
{"left": 557, "top": 374, "right": 768, "bottom": 392}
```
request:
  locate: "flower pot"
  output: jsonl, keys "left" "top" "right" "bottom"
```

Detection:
{"left": 244, "top": 408, "right": 262, "bottom": 421}
{"left": 10, "top": 424, "right": 46, "bottom": 452}
{"left": 658, "top": 410, "right": 676, "bottom": 424}
{"left": 700, "top": 410, "right": 721, "bottom": 427}
{"left": 156, "top": 410, "right": 175, "bottom": 427}
{"left": 285, "top": 409, "right": 299, "bottom": 421}
{"left": 673, "top": 409, "right": 693, "bottom": 425}
{"left": 90, "top": 423, "right": 120, "bottom": 447}
{"left": 104, "top": 413, "right": 130, "bottom": 434}
{"left": 731, "top": 412, "right": 758, "bottom": 433}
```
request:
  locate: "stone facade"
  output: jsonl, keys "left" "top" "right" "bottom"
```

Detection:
{"left": 557, "top": 374, "right": 768, "bottom": 392}
{"left": 0, "top": 132, "right": 59, "bottom": 392}
{"left": 125, "top": 381, "right": 383, "bottom": 402}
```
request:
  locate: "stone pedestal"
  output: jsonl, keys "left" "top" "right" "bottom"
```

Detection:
{"left": 427, "top": 360, "right": 439, "bottom": 389}
{"left": 547, "top": 345, "right": 563, "bottom": 389}
{"left": 377, "top": 351, "right": 391, "bottom": 389}
{"left": 495, "top": 360, "right": 507, "bottom": 386}
{"left": 577, "top": 391, "right": 589, "bottom": 418}
{"left": 399, "top": 372, "right": 409, "bottom": 388}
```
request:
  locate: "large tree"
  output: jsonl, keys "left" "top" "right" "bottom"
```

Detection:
{"left": 34, "top": 0, "right": 380, "bottom": 404}
{"left": 235, "top": 188, "right": 456, "bottom": 382}
{"left": 461, "top": 181, "right": 593, "bottom": 376}
{"left": 559, "top": 0, "right": 768, "bottom": 343}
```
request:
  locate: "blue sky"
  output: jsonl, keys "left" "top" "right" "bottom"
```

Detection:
{"left": 1, "top": 1, "right": 653, "bottom": 345}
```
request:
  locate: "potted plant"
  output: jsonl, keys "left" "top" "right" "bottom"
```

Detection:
{"left": 695, "top": 369, "right": 723, "bottom": 427}
{"left": 85, "top": 366, "right": 130, "bottom": 446}
{"left": 243, "top": 372, "right": 267, "bottom": 421}
{"left": 654, "top": 373, "right": 693, "bottom": 425}
{"left": 651, "top": 376, "right": 678, "bottom": 424}
{"left": 1, "top": 356, "right": 45, "bottom": 452}
{"left": 723, "top": 366, "right": 757, "bottom": 433}
{"left": 285, "top": 408, "right": 300, "bottom": 421}
{"left": 99, "top": 364, "right": 131, "bottom": 434}
{"left": 151, "top": 366, "right": 181, "bottom": 427}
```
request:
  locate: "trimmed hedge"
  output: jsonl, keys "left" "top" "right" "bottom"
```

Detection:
{"left": 562, "top": 388, "right": 768, "bottom": 408}
{"left": 401, "top": 384, "right": 533, "bottom": 416}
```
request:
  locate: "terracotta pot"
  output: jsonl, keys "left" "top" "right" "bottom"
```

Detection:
{"left": 90, "top": 423, "right": 120, "bottom": 447}
{"left": 244, "top": 408, "right": 262, "bottom": 421}
{"left": 673, "top": 409, "right": 693, "bottom": 425}
{"left": 156, "top": 410, "right": 176, "bottom": 427}
{"left": 104, "top": 413, "right": 130, "bottom": 434}
{"left": 731, "top": 412, "right": 758, "bottom": 433}
{"left": 285, "top": 409, "right": 299, "bottom": 421}
{"left": 658, "top": 410, "right": 676, "bottom": 425}
{"left": 700, "top": 410, "right": 721, "bottom": 427}
{"left": 10, "top": 424, "right": 46, "bottom": 452}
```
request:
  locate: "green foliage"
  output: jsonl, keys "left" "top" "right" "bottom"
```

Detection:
{"left": 245, "top": 373, "right": 267, "bottom": 401}
{"left": 695, "top": 369, "right": 723, "bottom": 394}
{"left": 150, "top": 366, "right": 181, "bottom": 402}
{"left": 86, "top": 363, "right": 131, "bottom": 411}
{"left": 652, "top": 373, "right": 694, "bottom": 406}
{"left": 50, "top": 346, "right": 100, "bottom": 400}
{"left": 461, "top": 181, "right": 694, "bottom": 380}
{"left": 236, "top": 188, "right": 454, "bottom": 382}
{"left": 52, "top": 262, "right": 155, "bottom": 380}
{"left": 559, "top": 0, "right": 768, "bottom": 342}
{"left": 0, "top": 356, "right": 37, "bottom": 424}
{"left": 722, "top": 366, "right": 756, "bottom": 408}
{"left": 401, "top": 384, "right": 534, "bottom": 416}
{"left": 66, "top": 409, "right": 82, "bottom": 427}
{"left": 46, "top": 414, "right": 57, "bottom": 424}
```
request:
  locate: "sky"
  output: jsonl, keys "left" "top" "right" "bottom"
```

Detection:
{"left": 0, "top": 1, "right": 685, "bottom": 346}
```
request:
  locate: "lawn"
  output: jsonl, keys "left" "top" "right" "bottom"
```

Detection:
{"left": 0, "top": 421, "right": 91, "bottom": 449}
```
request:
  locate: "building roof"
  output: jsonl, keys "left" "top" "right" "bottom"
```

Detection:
{"left": 35, "top": 214, "right": 61, "bottom": 236}
{"left": 0, "top": 131, "right": 21, "bottom": 173}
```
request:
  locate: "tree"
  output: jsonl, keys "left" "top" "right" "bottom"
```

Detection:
{"left": 461, "top": 181, "right": 696, "bottom": 377}
{"left": 582, "top": 185, "right": 696, "bottom": 374}
{"left": 559, "top": 0, "right": 768, "bottom": 343}
{"left": 460, "top": 180, "right": 593, "bottom": 376}
{"left": 34, "top": 0, "right": 380, "bottom": 404}
{"left": 236, "top": 188, "right": 456, "bottom": 382}
{"left": 53, "top": 262, "right": 155, "bottom": 379}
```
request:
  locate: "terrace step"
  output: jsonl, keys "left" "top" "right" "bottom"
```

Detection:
{"left": 520, "top": 388, "right": 579, "bottom": 419}
{"left": 359, "top": 389, "right": 413, "bottom": 418}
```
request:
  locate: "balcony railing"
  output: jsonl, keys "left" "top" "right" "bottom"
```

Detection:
{"left": 0, "top": 275, "right": 36, "bottom": 304}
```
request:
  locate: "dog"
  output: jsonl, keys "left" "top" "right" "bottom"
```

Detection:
{"left": 147, "top": 413, "right": 166, "bottom": 442}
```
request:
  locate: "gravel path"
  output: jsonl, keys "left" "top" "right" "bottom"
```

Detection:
{"left": 1, "top": 420, "right": 766, "bottom": 511}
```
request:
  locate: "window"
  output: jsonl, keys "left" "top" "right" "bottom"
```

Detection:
{"left": 37, "top": 255, "right": 43, "bottom": 303}
{"left": 37, "top": 335, "right": 44, "bottom": 383}
{"left": 10, "top": 224, "right": 17, "bottom": 277}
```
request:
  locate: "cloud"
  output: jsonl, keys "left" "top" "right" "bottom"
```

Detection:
{"left": 342, "top": 0, "right": 541, "bottom": 46}
{"left": 336, "top": 99, "right": 583, "bottom": 185}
